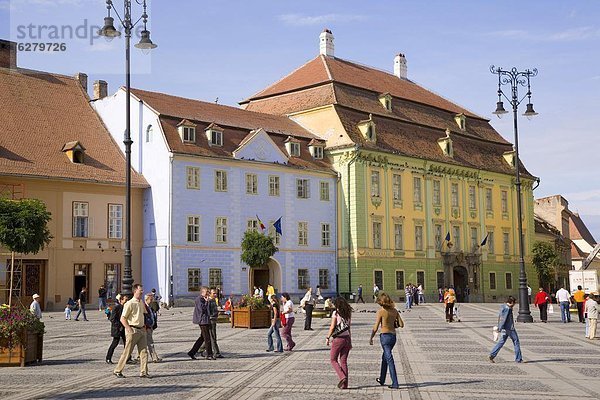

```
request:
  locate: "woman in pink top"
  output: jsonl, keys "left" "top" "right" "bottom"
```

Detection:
{"left": 326, "top": 297, "right": 352, "bottom": 389}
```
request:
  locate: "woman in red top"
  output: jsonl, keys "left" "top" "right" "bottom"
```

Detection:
{"left": 534, "top": 288, "right": 550, "bottom": 323}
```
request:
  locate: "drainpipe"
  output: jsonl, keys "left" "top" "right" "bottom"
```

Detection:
{"left": 346, "top": 146, "right": 360, "bottom": 295}
{"left": 336, "top": 171, "right": 341, "bottom": 297}
{"left": 168, "top": 154, "right": 174, "bottom": 307}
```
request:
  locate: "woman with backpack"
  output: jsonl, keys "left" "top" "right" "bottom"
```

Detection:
{"left": 144, "top": 293, "right": 161, "bottom": 362}
{"left": 326, "top": 297, "right": 353, "bottom": 389}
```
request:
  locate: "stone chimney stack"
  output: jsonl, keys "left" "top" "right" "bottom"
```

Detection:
{"left": 75, "top": 72, "right": 88, "bottom": 93}
{"left": 93, "top": 80, "right": 108, "bottom": 100}
{"left": 319, "top": 29, "right": 334, "bottom": 57}
{"left": 394, "top": 53, "right": 407, "bottom": 79}
{"left": 0, "top": 39, "right": 17, "bottom": 69}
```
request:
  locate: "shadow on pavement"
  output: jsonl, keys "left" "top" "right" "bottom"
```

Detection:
{"left": 53, "top": 385, "right": 197, "bottom": 398}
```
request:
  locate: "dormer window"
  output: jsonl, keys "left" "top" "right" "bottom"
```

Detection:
{"left": 285, "top": 136, "right": 301, "bottom": 157}
{"left": 62, "top": 141, "right": 86, "bottom": 164}
{"left": 378, "top": 93, "right": 392, "bottom": 111}
{"left": 437, "top": 129, "right": 453, "bottom": 158}
{"left": 454, "top": 113, "right": 466, "bottom": 131}
{"left": 313, "top": 146, "right": 323, "bottom": 159}
{"left": 177, "top": 119, "right": 197, "bottom": 143}
{"left": 205, "top": 123, "right": 224, "bottom": 147}
{"left": 358, "top": 114, "right": 376, "bottom": 143}
{"left": 503, "top": 149, "right": 516, "bottom": 169}
{"left": 308, "top": 139, "right": 325, "bottom": 159}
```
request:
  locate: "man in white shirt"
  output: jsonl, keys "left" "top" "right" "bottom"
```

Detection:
{"left": 30, "top": 293, "right": 42, "bottom": 319}
{"left": 584, "top": 294, "right": 598, "bottom": 339}
{"left": 556, "top": 287, "right": 572, "bottom": 323}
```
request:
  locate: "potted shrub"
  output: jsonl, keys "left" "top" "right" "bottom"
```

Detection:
{"left": 0, "top": 304, "right": 45, "bottom": 366}
{"left": 231, "top": 294, "right": 271, "bottom": 329}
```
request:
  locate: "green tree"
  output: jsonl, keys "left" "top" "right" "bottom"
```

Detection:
{"left": 240, "top": 230, "right": 278, "bottom": 268}
{"left": 0, "top": 198, "right": 52, "bottom": 306}
{"left": 531, "top": 241, "right": 558, "bottom": 289}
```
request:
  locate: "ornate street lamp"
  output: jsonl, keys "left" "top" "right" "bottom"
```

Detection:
{"left": 99, "top": 0, "right": 157, "bottom": 297}
{"left": 490, "top": 66, "right": 538, "bottom": 323}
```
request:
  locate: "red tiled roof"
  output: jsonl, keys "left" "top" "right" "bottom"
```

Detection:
{"left": 0, "top": 67, "right": 147, "bottom": 186}
{"left": 570, "top": 213, "right": 597, "bottom": 245}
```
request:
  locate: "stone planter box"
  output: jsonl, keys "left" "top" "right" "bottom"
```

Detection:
{"left": 0, "top": 331, "right": 43, "bottom": 367}
{"left": 230, "top": 307, "right": 270, "bottom": 329}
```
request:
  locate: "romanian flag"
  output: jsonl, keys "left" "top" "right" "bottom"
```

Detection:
{"left": 256, "top": 215, "right": 266, "bottom": 231}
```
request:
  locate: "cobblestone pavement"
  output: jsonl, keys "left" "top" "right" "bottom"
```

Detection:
{"left": 3, "top": 302, "right": 600, "bottom": 399}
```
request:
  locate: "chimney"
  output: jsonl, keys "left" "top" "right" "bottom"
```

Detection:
{"left": 394, "top": 53, "right": 407, "bottom": 79}
{"left": 0, "top": 39, "right": 17, "bottom": 69}
{"left": 93, "top": 80, "right": 108, "bottom": 100}
{"left": 75, "top": 72, "right": 88, "bottom": 93}
{"left": 319, "top": 29, "right": 334, "bottom": 57}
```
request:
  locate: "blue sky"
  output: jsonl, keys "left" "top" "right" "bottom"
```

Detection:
{"left": 2, "top": 0, "right": 599, "bottom": 241}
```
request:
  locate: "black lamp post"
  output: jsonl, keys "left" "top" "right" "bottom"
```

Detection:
{"left": 490, "top": 66, "right": 538, "bottom": 323}
{"left": 99, "top": 0, "right": 157, "bottom": 297}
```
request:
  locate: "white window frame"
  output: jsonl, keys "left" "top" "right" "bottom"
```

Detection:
{"left": 394, "top": 223, "right": 403, "bottom": 250}
{"left": 209, "top": 268, "right": 223, "bottom": 287}
{"left": 297, "top": 269, "right": 309, "bottom": 289}
{"left": 247, "top": 219, "right": 259, "bottom": 233}
{"left": 246, "top": 173, "right": 258, "bottom": 195}
{"left": 320, "top": 181, "right": 330, "bottom": 201}
{"left": 470, "top": 227, "right": 478, "bottom": 250}
{"left": 210, "top": 130, "right": 223, "bottom": 147}
{"left": 215, "top": 170, "right": 228, "bottom": 192}
{"left": 188, "top": 268, "right": 201, "bottom": 291}
{"left": 451, "top": 183, "right": 459, "bottom": 208}
{"left": 372, "top": 221, "right": 382, "bottom": 249}
{"left": 413, "top": 177, "right": 422, "bottom": 203}
{"left": 434, "top": 224, "right": 442, "bottom": 250}
{"left": 108, "top": 203, "right": 123, "bottom": 239}
{"left": 187, "top": 216, "right": 200, "bottom": 243}
{"left": 452, "top": 225, "right": 461, "bottom": 250}
{"left": 313, "top": 146, "right": 324, "bottom": 159}
{"left": 415, "top": 225, "right": 423, "bottom": 251}
{"left": 321, "top": 223, "right": 331, "bottom": 247}
{"left": 73, "top": 201, "right": 89, "bottom": 238}
{"left": 298, "top": 221, "right": 308, "bottom": 246}
{"left": 297, "top": 179, "right": 310, "bottom": 199}
{"left": 469, "top": 185, "right": 477, "bottom": 210}
{"left": 318, "top": 269, "right": 329, "bottom": 289}
{"left": 290, "top": 142, "right": 300, "bottom": 157}
{"left": 486, "top": 188, "right": 493, "bottom": 211}
{"left": 269, "top": 175, "right": 280, "bottom": 196}
{"left": 371, "top": 170, "right": 380, "bottom": 197}
{"left": 182, "top": 126, "right": 196, "bottom": 142}
{"left": 215, "top": 217, "right": 227, "bottom": 243}
{"left": 186, "top": 166, "right": 200, "bottom": 189}
{"left": 503, "top": 232, "right": 510, "bottom": 255}
{"left": 433, "top": 180, "right": 441, "bottom": 206}
{"left": 393, "top": 174, "right": 402, "bottom": 201}
{"left": 501, "top": 190, "right": 508, "bottom": 213}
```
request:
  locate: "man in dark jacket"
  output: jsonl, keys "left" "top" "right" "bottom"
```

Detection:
{"left": 106, "top": 294, "right": 128, "bottom": 363}
{"left": 74, "top": 287, "right": 88, "bottom": 321}
{"left": 187, "top": 287, "right": 214, "bottom": 360}
{"left": 199, "top": 288, "right": 222, "bottom": 358}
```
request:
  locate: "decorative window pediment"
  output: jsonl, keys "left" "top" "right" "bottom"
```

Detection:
{"left": 437, "top": 129, "right": 453, "bottom": 158}
{"left": 503, "top": 149, "right": 516, "bottom": 169}
{"left": 454, "top": 113, "right": 466, "bottom": 131}
{"left": 177, "top": 119, "right": 197, "bottom": 143}
{"left": 358, "top": 114, "right": 376, "bottom": 143}
{"left": 308, "top": 138, "right": 325, "bottom": 159}
{"left": 62, "top": 141, "right": 86, "bottom": 164}
{"left": 378, "top": 93, "right": 392, "bottom": 111}
{"left": 205, "top": 122, "right": 224, "bottom": 147}
{"left": 285, "top": 136, "right": 301, "bottom": 157}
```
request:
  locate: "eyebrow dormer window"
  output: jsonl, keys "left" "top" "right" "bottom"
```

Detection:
{"left": 358, "top": 114, "right": 376, "bottom": 143}
{"left": 454, "top": 113, "right": 466, "bottom": 131}
{"left": 62, "top": 141, "right": 86, "bottom": 164}
{"left": 378, "top": 93, "right": 392, "bottom": 111}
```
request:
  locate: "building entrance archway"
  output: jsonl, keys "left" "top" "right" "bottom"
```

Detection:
{"left": 249, "top": 257, "right": 282, "bottom": 295}
{"left": 453, "top": 266, "right": 468, "bottom": 302}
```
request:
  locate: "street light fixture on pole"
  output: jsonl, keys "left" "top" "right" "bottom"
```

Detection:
{"left": 490, "top": 65, "right": 538, "bottom": 323}
{"left": 99, "top": 0, "right": 157, "bottom": 297}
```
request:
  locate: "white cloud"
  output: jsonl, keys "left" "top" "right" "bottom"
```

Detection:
{"left": 278, "top": 13, "right": 367, "bottom": 27}
{"left": 487, "top": 26, "right": 600, "bottom": 42}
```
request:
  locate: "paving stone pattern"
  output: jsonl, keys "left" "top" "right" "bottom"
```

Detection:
{"left": 3, "top": 303, "right": 600, "bottom": 399}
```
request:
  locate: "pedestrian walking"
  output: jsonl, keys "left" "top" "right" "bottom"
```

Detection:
{"left": 373, "top": 283, "right": 380, "bottom": 301}
{"left": 438, "top": 287, "right": 444, "bottom": 303}
{"left": 187, "top": 287, "right": 214, "bottom": 360}
{"left": 489, "top": 296, "right": 523, "bottom": 363}
{"left": 356, "top": 284, "right": 365, "bottom": 304}
{"left": 301, "top": 287, "right": 316, "bottom": 330}
{"left": 281, "top": 293, "right": 296, "bottom": 351}
{"left": 144, "top": 293, "right": 161, "bottom": 363}
{"left": 573, "top": 285, "right": 586, "bottom": 323}
{"left": 444, "top": 288, "right": 456, "bottom": 322}
{"left": 106, "top": 294, "right": 128, "bottom": 364}
{"left": 199, "top": 288, "right": 222, "bottom": 358}
{"left": 533, "top": 287, "right": 550, "bottom": 323}
{"left": 584, "top": 294, "right": 598, "bottom": 339}
{"left": 404, "top": 284, "right": 413, "bottom": 309}
{"left": 370, "top": 292, "right": 403, "bottom": 389}
{"left": 98, "top": 285, "right": 107, "bottom": 311}
{"left": 326, "top": 297, "right": 353, "bottom": 390}
{"left": 29, "top": 294, "right": 42, "bottom": 319}
{"left": 113, "top": 284, "right": 150, "bottom": 378}
{"left": 266, "top": 295, "right": 283, "bottom": 353}
{"left": 74, "top": 287, "right": 88, "bottom": 321}
{"left": 556, "top": 286, "right": 572, "bottom": 323}
{"left": 418, "top": 285, "right": 425, "bottom": 304}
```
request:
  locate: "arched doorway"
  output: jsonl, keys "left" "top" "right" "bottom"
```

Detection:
{"left": 453, "top": 266, "right": 468, "bottom": 302}
{"left": 249, "top": 257, "right": 282, "bottom": 295}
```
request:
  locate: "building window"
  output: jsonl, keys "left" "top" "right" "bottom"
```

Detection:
{"left": 313, "top": 146, "right": 324, "bottom": 159}
{"left": 394, "top": 223, "right": 403, "bottom": 250}
{"left": 435, "top": 224, "right": 442, "bottom": 250}
{"left": 215, "top": 170, "right": 228, "bottom": 192}
{"left": 321, "top": 223, "right": 331, "bottom": 247}
{"left": 415, "top": 225, "right": 423, "bottom": 251}
{"left": 371, "top": 170, "right": 380, "bottom": 197}
{"left": 268, "top": 220, "right": 281, "bottom": 245}
{"left": 436, "top": 271, "right": 444, "bottom": 289}
{"left": 145, "top": 125, "right": 153, "bottom": 143}
{"left": 505, "top": 272, "right": 513, "bottom": 290}
{"left": 489, "top": 272, "right": 497, "bottom": 290}
{"left": 188, "top": 268, "right": 201, "bottom": 291}
{"left": 392, "top": 174, "right": 402, "bottom": 202}
{"left": 290, "top": 142, "right": 300, "bottom": 157}
{"left": 187, "top": 216, "right": 200, "bottom": 242}
{"left": 452, "top": 225, "right": 461, "bottom": 250}
{"left": 210, "top": 130, "right": 223, "bottom": 147}
{"left": 108, "top": 204, "right": 123, "bottom": 239}
{"left": 215, "top": 217, "right": 227, "bottom": 243}
{"left": 297, "top": 179, "right": 310, "bottom": 199}
{"left": 104, "top": 263, "right": 121, "bottom": 299}
{"left": 413, "top": 177, "right": 422, "bottom": 203}
{"left": 503, "top": 232, "right": 510, "bottom": 255}
{"left": 319, "top": 269, "right": 329, "bottom": 289}
{"left": 470, "top": 227, "right": 478, "bottom": 250}
{"left": 209, "top": 268, "right": 222, "bottom": 288}
{"left": 417, "top": 271, "right": 425, "bottom": 289}
{"left": 374, "top": 270, "right": 384, "bottom": 290}
{"left": 396, "top": 270, "right": 405, "bottom": 290}
{"left": 298, "top": 269, "right": 309, "bottom": 289}
{"left": 488, "top": 231, "right": 495, "bottom": 254}
{"left": 298, "top": 222, "right": 308, "bottom": 246}
{"left": 433, "top": 180, "right": 441, "bottom": 206}
{"left": 269, "top": 176, "right": 280, "bottom": 196}
{"left": 501, "top": 190, "right": 508, "bottom": 213}
{"left": 469, "top": 185, "right": 477, "bottom": 210}
{"left": 186, "top": 166, "right": 200, "bottom": 189}
{"left": 320, "top": 181, "right": 330, "bottom": 201}
{"left": 246, "top": 173, "right": 258, "bottom": 195}
{"left": 247, "top": 219, "right": 259, "bottom": 233}
{"left": 486, "top": 188, "right": 493, "bottom": 211}
{"left": 73, "top": 201, "right": 89, "bottom": 237}
{"left": 182, "top": 126, "right": 195, "bottom": 142}
{"left": 372, "top": 221, "right": 382, "bottom": 249}
{"left": 451, "top": 183, "right": 459, "bottom": 207}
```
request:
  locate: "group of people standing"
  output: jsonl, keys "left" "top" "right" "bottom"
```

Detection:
{"left": 404, "top": 283, "right": 425, "bottom": 309}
